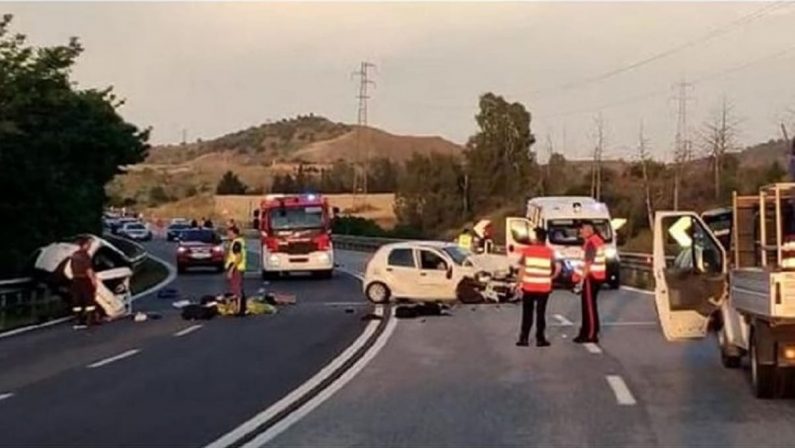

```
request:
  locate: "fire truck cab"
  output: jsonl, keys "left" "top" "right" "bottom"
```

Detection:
{"left": 258, "top": 194, "right": 334, "bottom": 279}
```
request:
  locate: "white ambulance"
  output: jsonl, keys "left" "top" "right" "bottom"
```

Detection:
{"left": 506, "top": 196, "right": 621, "bottom": 289}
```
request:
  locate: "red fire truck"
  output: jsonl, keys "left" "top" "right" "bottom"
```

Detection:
{"left": 257, "top": 194, "right": 334, "bottom": 279}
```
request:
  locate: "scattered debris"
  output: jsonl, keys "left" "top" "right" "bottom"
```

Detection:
{"left": 345, "top": 308, "right": 355, "bottom": 314}
{"left": 133, "top": 312, "right": 147, "bottom": 322}
{"left": 361, "top": 313, "right": 383, "bottom": 321}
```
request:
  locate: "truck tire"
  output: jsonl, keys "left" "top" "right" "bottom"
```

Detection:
{"left": 313, "top": 269, "right": 333, "bottom": 279}
{"left": 717, "top": 330, "right": 742, "bottom": 369}
{"left": 262, "top": 270, "right": 278, "bottom": 281}
{"left": 751, "top": 330, "right": 777, "bottom": 399}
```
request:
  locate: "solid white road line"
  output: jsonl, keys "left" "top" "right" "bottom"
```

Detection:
{"left": 242, "top": 308, "right": 399, "bottom": 448}
{"left": 174, "top": 324, "right": 203, "bottom": 337}
{"left": 606, "top": 375, "right": 637, "bottom": 406}
{"left": 0, "top": 393, "right": 13, "bottom": 402}
{"left": 602, "top": 321, "right": 656, "bottom": 327}
{"left": 553, "top": 314, "right": 574, "bottom": 326}
{"left": 87, "top": 349, "right": 140, "bottom": 369}
{"left": 584, "top": 343, "right": 603, "bottom": 354}
{"left": 336, "top": 266, "right": 365, "bottom": 282}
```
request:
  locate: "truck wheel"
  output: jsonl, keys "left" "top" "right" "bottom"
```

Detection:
{"left": 262, "top": 270, "right": 277, "bottom": 281}
{"left": 718, "top": 330, "right": 742, "bottom": 369}
{"left": 366, "top": 282, "right": 391, "bottom": 304}
{"left": 751, "top": 330, "right": 777, "bottom": 399}
{"left": 313, "top": 269, "right": 333, "bottom": 279}
{"left": 608, "top": 277, "right": 621, "bottom": 290}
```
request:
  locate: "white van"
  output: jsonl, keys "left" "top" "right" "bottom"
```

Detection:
{"left": 506, "top": 196, "right": 621, "bottom": 288}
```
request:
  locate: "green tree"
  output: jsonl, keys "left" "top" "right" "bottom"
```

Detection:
{"left": 149, "top": 186, "right": 170, "bottom": 206}
{"left": 465, "top": 93, "right": 538, "bottom": 211}
{"left": 0, "top": 15, "right": 149, "bottom": 276}
{"left": 216, "top": 171, "right": 248, "bottom": 195}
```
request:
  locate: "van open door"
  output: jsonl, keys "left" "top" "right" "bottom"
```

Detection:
{"left": 505, "top": 217, "right": 533, "bottom": 257}
{"left": 653, "top": 212, "right": 728, "bottom": 341}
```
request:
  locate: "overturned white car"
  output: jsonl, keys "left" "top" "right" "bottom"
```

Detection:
{"left": 29, "top": 235, "right": 133, "bottom": 319}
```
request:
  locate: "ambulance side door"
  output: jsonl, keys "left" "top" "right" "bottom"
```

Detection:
{"left": 653, "top": 212, "right": 728, "bottom": 341}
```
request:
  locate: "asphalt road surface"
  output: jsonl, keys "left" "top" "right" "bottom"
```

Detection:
{"left": 0, "top": 239, "right": 372, "bottom": 447}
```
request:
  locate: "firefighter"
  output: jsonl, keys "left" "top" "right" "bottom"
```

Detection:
{"left": 457, "top": 228, "right": 473, "bottom": 251}
{"left": 69, "top": 236, "right": 98, "bottom": 329}
{"left": 516, "top": 227, "right": 561, "bottom": 347}
{"left": 573, "top": 221, "right": 607, "bottom": 344}
{"left": 226, "top": 226, "right": 247, "bottom": 316}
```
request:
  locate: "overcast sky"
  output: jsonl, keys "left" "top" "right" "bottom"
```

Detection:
{"left": 5, "top": 1, "right": 795, "bottom": 160}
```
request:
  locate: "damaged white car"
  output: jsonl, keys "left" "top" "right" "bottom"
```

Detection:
{"left": 362, "top": 241, "right": 516, "bottom": 304}
{"left": 29, "top": 234, "right": 134, "bottom": 319}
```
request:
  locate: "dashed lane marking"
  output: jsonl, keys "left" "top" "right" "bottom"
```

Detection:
{"left": 87, "top": 349, "right": 140, "bottom": 369}
{"left": 174, "top": 324, "right": 203, "bottom": 337}
{"left": 606, "top": 375, "right": 637, "bottom": 405}
{"left": 553, "top": 314, "right": 574, "bottom": 326}
{"left": 0, "top": 393, "right": 13, "bottom": 402}
{"left": 584, "top": 343, "right": 603, "bottom": 354}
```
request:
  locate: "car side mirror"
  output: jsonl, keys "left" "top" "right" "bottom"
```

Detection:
{"left": 446, "top": 266, "right": 453, "bottom": 279}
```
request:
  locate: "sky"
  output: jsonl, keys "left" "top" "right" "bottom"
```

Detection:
{"left": 5, "top": 1, "right": 795, "bottom": 161}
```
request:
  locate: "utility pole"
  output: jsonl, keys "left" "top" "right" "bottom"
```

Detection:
{"left": 351, "top": 61, "right": 376, "bottom": 208}
{"left": 672, "top": 78, "right": 694, "bottom": 211}
{"left": 591, "top": 113, "right": 605, "bottom": 201}
{"left": 637, "top": 121, "right": 653, "bottom": 230}
{"left": 181, "top": 129, "right": 188, "bottom": 146}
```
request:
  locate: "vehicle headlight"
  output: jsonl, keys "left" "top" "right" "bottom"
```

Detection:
{"left": 316, "top": 252, "right": 330, "bottom": 263}
{"left": 269, "top": 254, "right": 280, "bottom": 266}
{"left": 605, "top": 247, "right": 618, "bottom": 259}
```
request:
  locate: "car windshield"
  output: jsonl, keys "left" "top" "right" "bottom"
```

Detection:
{"left": 180, "top": 230, "right": 219, "bottom": 244}
{"left": 441, "top": 245, "right": 469, "bottom": 266}
{"left": 126, "top": 224, "right": 145, "bottom": 230}
{"left": 269, "top": 206, "right": 325, "bottom": 231}
{"left": 169, "top": 223, "right": 190, "bottom": 230}
{"left": 547, "top": 219, "right": 613, "bottom": 245}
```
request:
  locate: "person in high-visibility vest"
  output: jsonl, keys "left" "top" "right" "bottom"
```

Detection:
{"left": 516, "top": 227, "right": 561, "bottom": 347}
{"left": 226, "top": 226, "right": 247, "bottom": 316}
{"left": 573, "top": 221, "right": 607, "bottom": 344}
{"left": 457, "top": 228, "right": 473, "bottom": 251}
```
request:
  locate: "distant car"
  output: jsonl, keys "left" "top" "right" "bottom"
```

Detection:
{"left": 363, "top": 241, "right": 490, "bottom": 304}
{"left": 171, "top": 218, "right": 189, "bottom": 226}
{"left": 166, "top": 223, "right": 191, "bottom": 241}
{"left": 176, "top": 229, "right": 225, "bottom": 273}
{"left": 119, "top": 222, "right": 152, "bottom": 241}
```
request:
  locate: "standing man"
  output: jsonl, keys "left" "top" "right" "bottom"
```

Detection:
{"left": 457, "top": 228, "right": 473, "bottom": 251}
{"left": 226, "top": 226, "right": 247, "bottom": 316}
{"left": 69, "top": 236, "right": 98, "bottom": 329}
{"left": 516, "top": 228, "right": 560, "bottom": 347}
{"left": 574, "top": 221, "right": 607, "bottom": 344}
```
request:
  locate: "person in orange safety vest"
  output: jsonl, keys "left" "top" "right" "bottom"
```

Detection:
{"left": 573, "top": 221, "right": 607, "bottom": 344}
{"left": 516, "top": 227, "right": 561, "bottom": 348}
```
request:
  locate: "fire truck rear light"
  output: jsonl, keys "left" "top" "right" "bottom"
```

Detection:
{"left": 316, "top": 234, "right": 331, "bottom": 250}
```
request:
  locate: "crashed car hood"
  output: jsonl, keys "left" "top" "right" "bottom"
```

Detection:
{"left": 466, "top": 254, "right": 514, "bottom": 276}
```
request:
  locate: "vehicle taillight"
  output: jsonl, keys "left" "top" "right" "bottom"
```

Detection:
{"left": 316, "top": 233, "right": 331, "bottom": 250}
{"left": 177, "top": 246, "right": 187, "bottom": 254}
{"left": 265, "top": 236, "right": 280, "bottom": 252}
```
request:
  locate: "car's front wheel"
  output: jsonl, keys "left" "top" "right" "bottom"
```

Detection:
{"left": 366, "top": 282, "right": 391, "bottom": 304}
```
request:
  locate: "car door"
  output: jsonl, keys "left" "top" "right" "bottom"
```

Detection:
{"left": 383, "top": 247, "right": 422, "bottom": 299}
{"left": 417, "top": 249, "right": 456, "bottom": 300}
{"left": 653, "top": 211, "right": 728, "bottom": 341}
{"left": 506, "top": 217, "right": 534, "bottom": 259}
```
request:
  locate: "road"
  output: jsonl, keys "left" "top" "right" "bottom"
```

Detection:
{"left": 268, "top": 286, "right": 795, "bottom": 448}
{"left": 0, "top": 239, "right": 372, "bottom": 447}
{"left": 4, "top": 241, "right": 795, "bottom": 447}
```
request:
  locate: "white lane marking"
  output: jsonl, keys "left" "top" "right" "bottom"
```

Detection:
{"left": 0, "top": 393, "right": 13, "bottom": 402}
{"left": 553, "top": 314, "right": 574, "bottom": 326}
{"left": 603, "top": 321, "right": 656, "bottom": 327}
{"left": 242, "top": 308, "right": 399, "bottom": 448}
{"left": 324, "top": 302, "right": 370, "bottom": 307}
{"left": 205, "top": 268, "right": 392, "bottom": 448}
{"left": 620, "top": 285, "right": 653, "bottom": 296}
{"left": 87, "top": 349, "right": 140, "bottom": 369}
{"left": 584, "top": 343, "right": 603, "bottom": 354}
{"left": 174, "top": 324, "right": 203, "bottom": 337}
{"left": 606, "top": 375, "right": 637, "bottom": 406}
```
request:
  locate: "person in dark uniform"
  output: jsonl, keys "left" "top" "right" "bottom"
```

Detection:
{"left": 573, "top": 221, "right": 607, "bottom": 344}
{"left": 516, "top": 228, "right": 561, "bottom": 347}
{"left": 70, "top": 236, "right": 98, "bottom": 329}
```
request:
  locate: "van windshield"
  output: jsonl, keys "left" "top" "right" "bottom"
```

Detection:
{"left": 547, "top": 219, "right": 613, "bottom": 245}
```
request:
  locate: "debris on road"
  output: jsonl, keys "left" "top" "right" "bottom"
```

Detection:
{"left": 395, "top": 303, "right": 451, "bottom": 320}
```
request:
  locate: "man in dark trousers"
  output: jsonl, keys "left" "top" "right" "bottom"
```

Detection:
{"left": 573, "top": 221, "right": 607, "bottom": 344}
{"left": 70, "top": 236, "right": 98, "bottom": 329}
{"left": 226, "top": 226, "right": 247, "bottom": 316}
{"left": 516, "top": 228, "right": 561, "bottom": 347}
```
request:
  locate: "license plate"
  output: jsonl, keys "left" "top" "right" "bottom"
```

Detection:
{"left": 191, "top": 253, "right": 211, "bottom": 259}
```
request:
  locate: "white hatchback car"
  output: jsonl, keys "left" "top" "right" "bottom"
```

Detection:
{"left": 363, "top": 241, "right": 493, "bottom": 304}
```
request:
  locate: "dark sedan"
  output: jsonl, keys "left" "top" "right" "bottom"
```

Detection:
{"left": 176, "top": 229, "right": 225, "bottom": 273}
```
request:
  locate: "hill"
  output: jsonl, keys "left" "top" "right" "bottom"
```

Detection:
{"left": 108, "top": 115, "right": 464, "bottom": 207}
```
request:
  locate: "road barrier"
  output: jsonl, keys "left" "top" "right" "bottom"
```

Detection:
{"left": 332, "top": 235, "right": 655, "bottom": 290}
